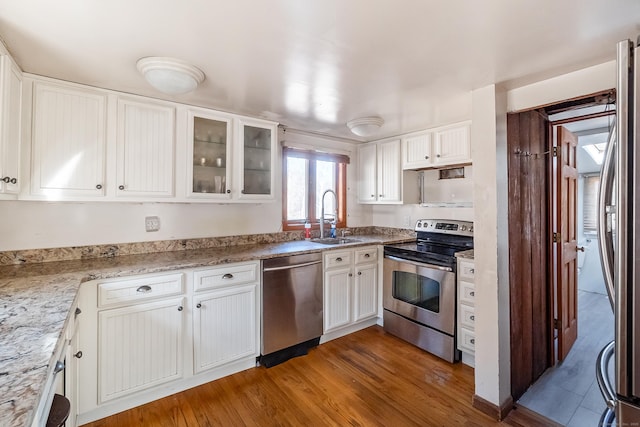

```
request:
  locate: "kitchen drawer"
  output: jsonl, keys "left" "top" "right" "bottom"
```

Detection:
{"left": 193, "top": 261, "right": 259, "bottom": 292}
{"left": 458, "top": 260, "right": 475, "bottom": 280}
{"left": 354, "top": 246, "right": 378, "bottom": 264}
{"left": 459, "top": 326, "right": 476, "bottom": 353}
{"left": 459, "top": 304, "right": 475, "bottom": 330}
{"left": 324, "top": 250, "right": 353, "bottom": 269}
{"left": 459, "top": 280, "right": 475, "bottom": 305}
{"left": 98, "top": 273, "right": 184, "bottom": 308}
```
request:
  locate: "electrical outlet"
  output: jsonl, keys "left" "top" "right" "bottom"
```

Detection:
{"left": 145, "top": 216, "right": 160, "bottom": 232}
{"left": 403, "top": 215, "right": 412, "bottom": 228}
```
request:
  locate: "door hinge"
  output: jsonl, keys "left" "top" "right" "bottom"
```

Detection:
{"left": 552, "top": 146, "right": 559, "bottom": 157}
{"left": 554, "top": 319, "right": 561, "bottom": 329}
{"left": 552, "top": 232, "right": 560, "bottom": 243}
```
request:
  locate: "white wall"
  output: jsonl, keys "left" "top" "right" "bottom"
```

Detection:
{"left": 0, "top": 129, "right": 364, "bottom": 251}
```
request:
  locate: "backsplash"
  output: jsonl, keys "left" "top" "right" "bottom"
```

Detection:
{"left": 0, "top": 226, "right": 415, "bottom": 266}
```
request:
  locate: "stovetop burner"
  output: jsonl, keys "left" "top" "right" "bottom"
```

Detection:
{"left": 384, "top": 219, "right": 474, "bottom": 268}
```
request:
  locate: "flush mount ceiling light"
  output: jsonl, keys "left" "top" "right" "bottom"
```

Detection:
{"left": 346, "top": 116, "right": 384, "bottom": 137}
{"left": 136, "top": 57, "right": 205, "bottom": 95}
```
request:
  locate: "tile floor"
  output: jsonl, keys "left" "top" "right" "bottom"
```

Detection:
{"left": 518, "top": 243, "right": 614, "bottom": 426}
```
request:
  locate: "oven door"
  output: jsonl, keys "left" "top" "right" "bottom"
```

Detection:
{"left": 383, "top": 255, "right": 456, "bottom": 336}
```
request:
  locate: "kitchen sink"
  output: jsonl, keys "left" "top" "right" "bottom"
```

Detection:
{"left": 311, "top": 237, "right": 361, "bottom": 245}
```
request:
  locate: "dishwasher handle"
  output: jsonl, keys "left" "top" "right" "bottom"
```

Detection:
{"left": 263, "top": 259, "right": 322, "bottom": 272}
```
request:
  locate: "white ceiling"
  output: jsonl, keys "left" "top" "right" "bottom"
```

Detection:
{"left": 0, "top": 0, "right": 638, "bottom": 142}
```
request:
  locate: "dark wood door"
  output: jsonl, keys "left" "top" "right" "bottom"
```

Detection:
{"left": 554, "top": 126, "right": 579, "bottom": 361}
{"left": 507, "top": 110, "right": 551, "bottom": 401}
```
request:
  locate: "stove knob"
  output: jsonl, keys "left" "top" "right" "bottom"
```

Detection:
{"left": 417, "top": 222, "right": 422, "bottom": 228}
{"left": 461, "top": 225, "right": 467, "bottom": 231}
{"left": 469, "top": 226, "right": 474, "bottom": 233}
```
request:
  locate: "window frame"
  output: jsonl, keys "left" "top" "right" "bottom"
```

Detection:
{"left": 282, "top": 147, "right": 348, "bottom": 231}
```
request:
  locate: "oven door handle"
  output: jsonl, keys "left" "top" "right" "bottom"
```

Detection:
{"left": 384, "top": 255, "right": 453, "bottom": 272}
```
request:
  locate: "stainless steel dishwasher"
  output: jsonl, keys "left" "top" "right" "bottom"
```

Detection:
{"left": 261, "top": 252, "right": 323, "bottom": 367}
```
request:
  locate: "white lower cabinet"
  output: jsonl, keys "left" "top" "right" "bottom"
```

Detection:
{"left": 98, "top": 297, "right": 185, "bottom": 403}
{"left": 192, "top": 262, "right": 259, "bottom": 373}
{"left": 77, "top": 262, "right": 260, "bottom": 425}
{"left": 323, "top": 246, "right": 379, "bottom": 337}
{"left": 456, "top": 257, "right": 476, "bottom": 366}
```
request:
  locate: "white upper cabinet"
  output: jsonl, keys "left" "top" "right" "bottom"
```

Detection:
{"left": 0, "top": 55, "right": 22, "bottom": 196}
{"left": 116, "top": 97, "right": 176, "bottom": 198}
{"left": 186, "top": 108, "right": 232, "bottom": 200}
{"left": 402, "top": 121, "right": 471, "bottom": 170}
{"left": 357, "top": 143, "right": 377, "bottom": 203}
{"left": 30, "top": 81, "right": 107, "bottom": 198}
{"left": 236, "top": 117, "right": 276, "bottom": 201}
{"left": 358, "top": 139, "right": 415, "bottom": 204}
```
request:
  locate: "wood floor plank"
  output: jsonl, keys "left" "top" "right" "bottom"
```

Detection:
{"left": 81, "top": 326, "right": 549, "bottom": 427}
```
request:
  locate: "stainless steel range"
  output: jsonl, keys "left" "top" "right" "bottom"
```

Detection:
{"left": 383, "top": 219, "right": 474, "bottom": 363}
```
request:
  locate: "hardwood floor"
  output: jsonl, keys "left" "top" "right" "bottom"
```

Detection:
{"left": 82, "top": 326, "right": 550, "bottom": 427}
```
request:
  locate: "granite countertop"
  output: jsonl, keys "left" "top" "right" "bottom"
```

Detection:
{"left": 0, "top": 234, "right": 412, "bottom": 426}
{"left": 455, "top": 249, "right": 474, "bottom": 260}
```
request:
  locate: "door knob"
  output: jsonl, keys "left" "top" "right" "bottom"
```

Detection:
{"left": 577, "top": 246, "right": 585, "bottom": 252}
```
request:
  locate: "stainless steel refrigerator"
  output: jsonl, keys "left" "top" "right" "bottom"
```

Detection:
{"left": 596, "top": 37, "right": 640, "bottom": 426}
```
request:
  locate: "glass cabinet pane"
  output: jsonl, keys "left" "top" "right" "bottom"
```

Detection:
{"left": 243, "top": 125, "right": 271, "bottom": 195}
{"left": 192, "top": 117, "right": 228, "bottom": 194}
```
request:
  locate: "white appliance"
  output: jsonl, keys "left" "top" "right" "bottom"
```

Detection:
{"left": 595, "top": 37, "right": 640, "bottom": 425}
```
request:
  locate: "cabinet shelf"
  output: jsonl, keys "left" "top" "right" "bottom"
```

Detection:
{"left": 243, "top": 144, "right": 270, "bottom": 151}
{"left": 194, "top": 138, "right": 226, "bottom": 146}
{"left": 244, "top": 167, "right": 270, "bottom": 172}
{"left": 193, "top": 164, "right": 226, "bottom": 170}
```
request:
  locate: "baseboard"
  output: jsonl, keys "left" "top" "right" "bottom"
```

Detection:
{"left": 506, "top": 404, "right": 564, "bottom": 427}
{"left": 319, "top": 317, "right": 379, "bottom": 344}
{"left": 472, "top": 394, "right": 513, "bottom": 421}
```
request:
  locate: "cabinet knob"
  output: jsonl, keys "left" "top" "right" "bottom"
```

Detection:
{"left": 95, "top": 184, "right": 102, "bottom": 190}
{"left": 364, "top": 253, "right": 370, "bottom": 258}
{"left": 336, "top": 257, "right": 342, "bottom": 262}
{"left": 436, "top": 154, "right": 441, "bottom": 158}
{"left": 425, "top": 156, "right": 430, "bottom": 160}
{"left": 1, "top": 176, "right": 9, "bottom": 183}
{"left": 177, "top": 306, "right": 183, "bottom": 311}
{"left": 118, "top": 185, "right": 125, "bottom": 190}
{"left": 469, "top": 268, "right": 475, "bottom": 274}
{"left": 469, "top": 291, "right": 475, "bottom": 297}
{"left": 348, "top": 273, "right": 353, "bottom": 277}
{"left": 54, "top": 361, "right": 65, "bottom": 374}
{"left": 470, "top": 315, "right": 475, "bottom": 321}
{"left": 370, "top": 194, "right": 375, "bottom": 198}
{"left": 470, "top": 338, "right": 475, "bottom": 345}
{"left": 75, "top": 307, "right": 82, "bottom": 317}
{"left": 196, "top": 303, "right": 202, "bottom": 309}
{"left": 357, "top": 271, "right": 362, "bottom": 276}
{"left": 226, "top": 189, "right": 231, "bottom": 194}
{"left": 137, "top": 285, "right": 152, "bottom": 293}
{"left": 222, "top": 273, "right": 234, "bottom": 279}
{"left": 379, "top": 194, "right": 383, "bottom": 198}
{"left": 74, "top": 351, "right": 83, "bottom": 359}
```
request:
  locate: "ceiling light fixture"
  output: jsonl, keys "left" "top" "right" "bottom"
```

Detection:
{"left": 136, "top": 57, "right": 205, "bottom": 95}
{"left": 346, "top": 116, "right": 384, "bottom": 137}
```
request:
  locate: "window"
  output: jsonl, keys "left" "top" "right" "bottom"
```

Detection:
{"left": 282, "top": 147, "right": 349, "bottom": 231}
{"left": 583, "top": 174, "right": 599, "bottom": 233}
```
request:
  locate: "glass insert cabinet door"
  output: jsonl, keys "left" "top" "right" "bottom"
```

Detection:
{"left": 238, "top": 118, "right": 276, "bottom": 198}
{"left": 188, "top": 110, "right": 231, "bottom": 198}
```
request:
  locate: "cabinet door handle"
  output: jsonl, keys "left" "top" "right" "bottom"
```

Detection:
{"left": 196, "top": 303, "right": 202, "bottom": 309}
{"left": 364, "top": 253, "right": 370, "bottom": 258}
{"left": 74, "top": 351, "right": 83, "bottom": 359}
{"left": 336, "top": 257, "right": 343, "bottom": 262}
{"left": 95, "top": 184, "right": 102, "bottom": 190}
{"left": 137, "top": 285, "right": 152, "bottom": 293}
{"left": 470, "top": 315, "right": 475, "bottom": 321}
{"left": 118, "top": 185, "right": 125, "bottom": 190}
{"left": 177, "top": 306, "right": 183, "bottom": 311}
{"left": 469, "top": 291, "right": 475, "bottom": 297}
{"left": 222, "top": 273, "right": 234, "bottom": 279}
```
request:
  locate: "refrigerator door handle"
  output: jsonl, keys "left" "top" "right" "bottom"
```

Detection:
{"left": 597, "top": 121, "right": 616, "bottom": 311}
{"left": 596, "top": 340, "right": 617, "bottom": 409}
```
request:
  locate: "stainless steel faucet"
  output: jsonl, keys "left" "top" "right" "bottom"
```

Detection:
{"left": 320, "top": 189, "right": 337, "bottom": 239}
